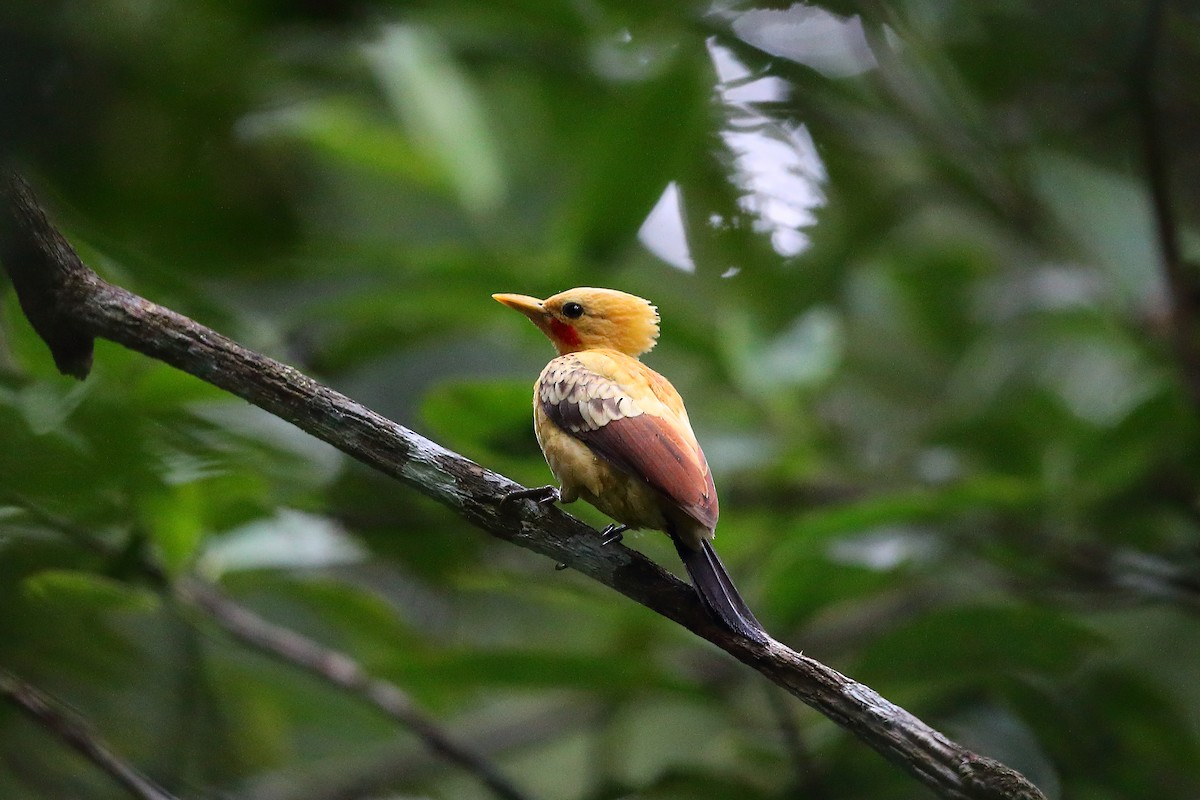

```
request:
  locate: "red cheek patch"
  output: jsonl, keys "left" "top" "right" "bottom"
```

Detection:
{"left": 549, "top": 319, "right": 582, "bottom": 347}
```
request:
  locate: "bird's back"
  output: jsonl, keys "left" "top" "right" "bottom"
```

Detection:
{"left": 534, "top": 348, "right": 718, "bottom": 542}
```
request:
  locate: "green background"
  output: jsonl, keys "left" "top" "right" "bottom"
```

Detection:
{"left": 2, "top": 1, "right": 1199, "bottom": 798}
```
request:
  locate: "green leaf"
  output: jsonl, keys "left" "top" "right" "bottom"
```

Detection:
{"left": 15, "top": 381, "right": 92, "bottom": 435}
{"left": 421, "top": 379, "right": 544, "bottom": 481}
{"left": 388, "top": 648, "right": 688, "bottom": 695}
{"left": 856, "top": 605, "right": 1105, "bottom": 687}
{"left": 139, "top": 482, "right": 207, "bottom": 573}
{"left": 198, "top": 510, "right": 365, "bottom": 577}
{"left": 1031, "top": 151, "right": 1159, "bottom": 304}
{"left": 721, "top": 305, "right": 845, "bottom": 397}
{"left": 22, "top": 570, "right": 159, "bottom": 612}
{"left": 761, "top": 476, "right": 1040, "bottom": 619}
{"left": 214, "top": 573, "right": 417, "bottom": 668}
{"left": 366, "top": 24, "right": 505, "bottom": 214}
{"left": 556, "top": 42, "right": 711, "bottom": 260}
{"left": 237, "top": 97, "right": 441, "bottom": 188}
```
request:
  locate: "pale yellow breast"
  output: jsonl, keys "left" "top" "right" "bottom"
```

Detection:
{"left": 533, "top": 400, "right": 667, "bottom": 529}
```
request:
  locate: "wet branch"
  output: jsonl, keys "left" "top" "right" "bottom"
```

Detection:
{"left": 0, "top": 171, "right": 1047, "bottom": 800}
{"left": 0, "top": 669, "right": 180, "bottom": 800}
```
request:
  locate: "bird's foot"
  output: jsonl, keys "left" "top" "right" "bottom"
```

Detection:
{"left": 599, "top": 524, "right": 628, "bottom": 546}
{"left": 501, "top": 485, "right": 561, "bottom": 508}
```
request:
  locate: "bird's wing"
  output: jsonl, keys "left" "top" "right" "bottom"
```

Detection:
{"left": 539, "top": 355, "right": 718, "bottom": 530}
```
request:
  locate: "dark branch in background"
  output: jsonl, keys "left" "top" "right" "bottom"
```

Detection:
{"left": 1131, "top": 0, "right": 1200, "bottom": 407}
{"left": 0, "top": 171, "right": 1048, "bottom": 800}
{"left": 0, "top": 669, "right": 180, "bottom": 800}
{"left": 175, "top": 578, "right": 529, "bottom": 800}
{"left": 1047, "top": 543, "right": 1200, "bottom": 614}
{"left": 12, "top": 499, "right": 529, "bottom": 800}
{"left": 764, "top": 683, "right": 823, "bottom": 796}
{"left": 254, "top": 705, "right": 598, "bottom": 800}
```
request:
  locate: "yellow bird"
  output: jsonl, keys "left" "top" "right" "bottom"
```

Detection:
{"left": 494, "top": 287, "right": 764, "bottom": 641}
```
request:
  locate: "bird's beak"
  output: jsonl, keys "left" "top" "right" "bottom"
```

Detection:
{"left": 492, "top": 293, "right": 547, "bottom": 322}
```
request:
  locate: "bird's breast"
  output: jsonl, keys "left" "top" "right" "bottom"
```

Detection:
{"left": 531, "top": 351, "right": 716, "bottom": 544}
{"left": 534, "top": 400, "right": 668, "bottom": 530}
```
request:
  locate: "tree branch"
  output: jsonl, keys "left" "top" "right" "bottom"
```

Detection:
{"left": 252, "top": 704, "right": 598, "bottom": 800}
{"left": 1046, "top": 542, "right": 1200, "bottom": 614}
{"left": 764, "top": 683, "right": 823, "bottom": 796}
{"left": 0, "top": 171, "right": 1047, "bottom": 800}
{"left": 0, "top": 669, "right": 180, "bottom": 800}
{"left": 9, "top": 498, "right": 530, "bottom": 800}
{"left": 174, "top": 577, "right": 530, "bottom": 800}
{"left": 0, "top": 172, "right": 94, "bottom": 378}
{"left": 1131, "top": 0, "right": 1200, "bottom": 406}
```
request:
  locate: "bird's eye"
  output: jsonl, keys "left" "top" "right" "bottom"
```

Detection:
{"left": 562, "top": 302, "right": 584, "bottom": 319}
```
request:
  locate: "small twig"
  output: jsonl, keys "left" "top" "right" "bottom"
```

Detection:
{"left": 764, "top": 683, "right": 820, "bottom": 795}
{"left": 0, "top": 669, "right": 180, "bottom": 800}
{"left": 0, "top": 170, "right": 1047, "bottom": 800}
{"left": 2, "top": 493, "right": 120, "bottom": 558}
{"left": 250, "top": 704, "right": 599, "bottom": 800}
{"left": 1049, "top": 543, "right": 1200, "bottom": 613}
{"left": 1130, "top": 0, "right": 1200, "bottom": 406}
{"left": 175, "top": 578, "right": 530, "bottom": 800}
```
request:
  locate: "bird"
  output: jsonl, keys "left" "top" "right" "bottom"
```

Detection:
{"left": 493, "top": 287, "right": 766, "bottom": 642}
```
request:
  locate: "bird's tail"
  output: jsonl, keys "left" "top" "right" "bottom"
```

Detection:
{"left": 673, "top": 537, "right": 767, "bottom": 643}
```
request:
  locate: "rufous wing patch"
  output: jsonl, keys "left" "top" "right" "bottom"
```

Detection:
{"left": 538, "top": 357, "right": 718, "bottom": 530}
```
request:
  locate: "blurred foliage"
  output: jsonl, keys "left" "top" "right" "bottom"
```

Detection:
{"left": 2, "top": 0, "right": 1200, "bottom": 798}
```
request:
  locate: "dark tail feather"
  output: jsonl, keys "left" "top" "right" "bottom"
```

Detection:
{"left": 674, "top": 538, "right": 767, "bottom": 643}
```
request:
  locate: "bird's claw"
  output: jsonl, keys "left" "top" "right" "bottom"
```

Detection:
{"left": 501, "top": 485, "right": 561, "bottom": 508}
{"left": 599, "top": 524, "right": 628, "bottom": 546}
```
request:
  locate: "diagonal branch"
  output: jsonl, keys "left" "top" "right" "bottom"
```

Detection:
{"left": 175, "top": 577, "right": 530, "bottom": 800}
{"left": 0, "top": 170, "right": 1047, "bottom": 800}
{"left": 0, "top": 669, "right": 180, "bottom": 800}
{"left": 9, "top": 499, "right": 530, "bottom": 800}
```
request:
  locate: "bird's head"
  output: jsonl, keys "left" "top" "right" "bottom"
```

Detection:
{"left": 492, "top": 287, "right": 660, "bottom": 357}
